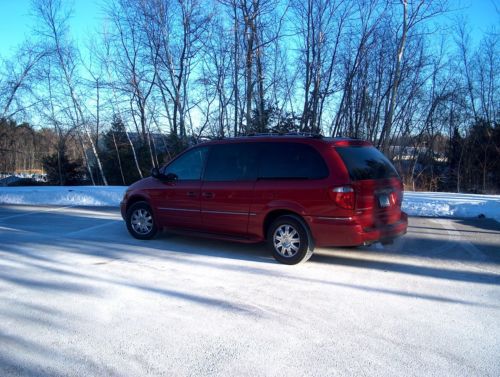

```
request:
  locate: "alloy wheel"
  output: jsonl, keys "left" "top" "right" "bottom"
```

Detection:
{"left": 273, "top": 224, "right": 301, "bottom": 257}
{"left": 131, "top": 208, "right": 153, "bottom": 235}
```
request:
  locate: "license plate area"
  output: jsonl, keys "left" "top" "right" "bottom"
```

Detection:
{"left": 378, "top": 193, "right": 391, "bottom": 208}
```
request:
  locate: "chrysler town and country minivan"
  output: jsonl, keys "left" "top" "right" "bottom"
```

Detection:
{"left": 120, "top": 135, "right": 407, "bottom": 264}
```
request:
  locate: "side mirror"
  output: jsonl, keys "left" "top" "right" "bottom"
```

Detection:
{"left": 151, "top": 167, "right": 161, "bottom": 179}
{"left": 151, "top": 167, "right": 177, "bottom": 183}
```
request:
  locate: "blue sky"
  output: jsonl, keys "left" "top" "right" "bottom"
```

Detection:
{"left": 0, "top": 0, "right": 498, "bottom": 59}
{"left": 0, "top": 0, "right": 106, "bottom": 58}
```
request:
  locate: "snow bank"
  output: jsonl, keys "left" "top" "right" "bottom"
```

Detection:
{"left": 402, "top": 191, "right": 500, "bottom": 222}
{"left": 0, "top": 186, "right": 126, "bottom": 206}
{"left": 0, "top": 186, "right": 499, "bottom": 221}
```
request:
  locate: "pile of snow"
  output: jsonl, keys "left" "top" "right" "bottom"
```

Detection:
{"left": 0, "top": 186, "right": 126, "bottom": 207}
{"left": 402, "top": 191, "right": 500, "bottom": 222}
{"left": 0, "top": 186, "right": 499, "bottom": 221}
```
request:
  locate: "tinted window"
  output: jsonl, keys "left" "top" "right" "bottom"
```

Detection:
{"left": 164, "top": 146, "right": 208, "bottom": 180}
{"left": 259, "top": 143, "right": 329, "bottom": 179}
{"left": 204, "top": 144, "right": 259, "bottom": 181}
{"left": 335, "top": 146, "right": 399, "bottom": 180}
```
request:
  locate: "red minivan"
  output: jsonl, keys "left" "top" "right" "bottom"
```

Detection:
{"left": 120, "top": 135, "right": 407, "bottom": 264}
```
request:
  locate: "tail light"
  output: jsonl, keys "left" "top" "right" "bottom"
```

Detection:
{"left": 390, "top": 191, "right": 398, "bottom": 206}
{"left": 329, "top": 186, "right": 355, "bottom": 210}
{"left": 390, "top": 190, "right": 403, "bottom": 206}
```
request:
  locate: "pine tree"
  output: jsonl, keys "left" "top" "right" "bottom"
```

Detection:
{"left": 102, "top": 117, "right": 143, "bottom": 185}
{"left": 42, "top": 150, "right": 85, "bottom": 185}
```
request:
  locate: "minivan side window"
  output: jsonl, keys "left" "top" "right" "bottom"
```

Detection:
{"left": 204, "top": 143, "right": 259, "bottom": 181}
{"left": 164, "top": 146, "right": 208, "bottom": 180}
{"left": 259, "top": 143, "right": 329, "bottom": 179}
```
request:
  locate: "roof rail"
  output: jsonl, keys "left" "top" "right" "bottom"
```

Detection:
{"left": 244, "top": 132, "right": 323, "bottom": 139}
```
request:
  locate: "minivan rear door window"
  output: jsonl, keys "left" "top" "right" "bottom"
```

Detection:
{"left": 335, "top": 146, "right": 399, "bottom": 181}
{"left": 259, "top": 143, "right": 328, "bottom": 180}
{"left": 204, "top": 143, "right": 259, "bottom": 181}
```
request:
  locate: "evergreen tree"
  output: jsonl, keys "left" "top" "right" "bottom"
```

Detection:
{"left": 42, "top": 150, "right": 85, "bottom": 185}
{"left": 468, "top": 120, "right": 497, "bottom": 192}
{"left": 493, "top": 123, "right": 500, "bottom": 189}
{"left": 102, "top": 116, "right": 143, "bottom": 185}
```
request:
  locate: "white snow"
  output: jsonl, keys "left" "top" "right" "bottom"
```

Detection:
{"left": 0, "top": 186, "right": 126, "bottom": 207}
{"left": 1, "top": 207, "right": 499, "bottom": 376}
{"left": 0, "top": 186, "right": 499, "bottom": 221}
{"left": 402, "top": 191, "right": 500, "bottom": 222}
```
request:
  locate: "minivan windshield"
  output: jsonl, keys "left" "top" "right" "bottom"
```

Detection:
{"left": 335, "top": 146, "right": 399, "bottom": 181}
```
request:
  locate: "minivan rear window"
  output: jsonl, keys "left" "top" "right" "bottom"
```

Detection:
{"left": 335, "top": 146, "right": 399, "bottom": 181}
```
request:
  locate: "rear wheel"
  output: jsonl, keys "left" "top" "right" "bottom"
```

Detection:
{"left": 126, "top": 201, "right": 158, "bottom": 240}
{"left": 268, "top": 215, "right": 314, "bottom": 265}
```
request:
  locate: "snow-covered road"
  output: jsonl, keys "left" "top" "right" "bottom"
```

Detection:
{"left": 0, "top": 205, "right": 499, "bottom": 376}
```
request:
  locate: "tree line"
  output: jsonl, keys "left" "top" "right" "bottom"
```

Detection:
{"left": 0, "top": 0, "right": 498, "bottom": 192}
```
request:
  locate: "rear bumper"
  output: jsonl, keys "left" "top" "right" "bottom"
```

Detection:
{"left": 309, "top": 212, "right": 408, "bottom": 247}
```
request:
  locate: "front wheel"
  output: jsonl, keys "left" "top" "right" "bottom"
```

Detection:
{"left": 267, "top": 215, "right": 314, "bottom": 265}
{"left": 126, "top": 201, "right": 158, "bottom": 240}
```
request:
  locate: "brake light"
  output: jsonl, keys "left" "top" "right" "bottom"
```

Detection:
{"left": 390, "top": 191, "right": 397, "bottom": 205}
{"left": 390, "top": 190, "right": 402, "bottom": 206}
{"left": 330, "top": 186, "right": 355, "bottom": 209}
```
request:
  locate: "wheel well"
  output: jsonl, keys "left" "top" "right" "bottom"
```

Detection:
{"left": 263, "top": 210, "right": 308, "bottom": 239}
{"left": 126, "top": 195, "right": 149, "bottom": 213}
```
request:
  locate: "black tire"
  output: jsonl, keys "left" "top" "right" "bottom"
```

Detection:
{"left": 126, "top": 201, "right": 158, "bottom": 240}
{"left": 267, "top": 215, "right": 314, "bottom": 265}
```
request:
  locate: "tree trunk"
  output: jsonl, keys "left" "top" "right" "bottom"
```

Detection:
{"left": 112, "top": 132, "right": 126, "bottom": 185}
{"left": 381, "top": 0, "right": 408, "bottom": 152}
{"left": 233, "top": 2, "right": 239, "bottom": 136}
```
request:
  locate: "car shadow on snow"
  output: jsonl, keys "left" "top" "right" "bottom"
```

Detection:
{"left": 4, "top": 225, "right": 499, "bottom": 289}
{"left": 455, "top": 217, "right": 500, "bottom": 232}
{"left": 1, "top": 207, "right": 499, "bottom": 299}
{"left": 310, "top": 250, "right": 499, "bottom": 285}
{"left": 1, "top": 227, "right": 498, "bottom": 306}
{"left": 1, "top": 229, "right": 498, "bottom": 315}
{"left": 409, "top": 216, "right": 500, "bottom": 234}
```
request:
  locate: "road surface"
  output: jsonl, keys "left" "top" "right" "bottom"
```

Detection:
{"left": 0, "top": 205, "right": 499, "bottom": 376}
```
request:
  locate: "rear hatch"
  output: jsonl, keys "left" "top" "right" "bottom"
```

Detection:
{"left": 334, "top": 144, "right": 403, "bottom": 229}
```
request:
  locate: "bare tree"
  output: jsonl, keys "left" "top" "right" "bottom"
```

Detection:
{"left": 0, "top": 43, "right": 46, "bottom": 119}
{"left": 379, "top": 0, "right": 447, "bottom": 151}
{"left": 32, "top": 0, "right": 108, "bottom": 184}
{"left": 137, "top": 0, "right": 210, "bottom": 140}
{"left": 106, "top": 0, "right": 158, "bottom": 169}
{"left": 98, "top": 27, "right": 144, "bottom": 178}
{"left": 292, "top": 0, "right": 352, "bottom": 133}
